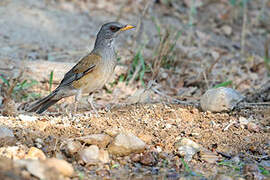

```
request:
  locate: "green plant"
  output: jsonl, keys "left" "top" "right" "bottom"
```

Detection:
{"left": 111, "top": 164, "right": 119, "bottom": 169}
{"left": 125, "top": 17, "right": 181, "bottom": 86}
{"left": 0, "top": 75, "right": 10, "bottom": 87}
{"left": 181, "top": 158, "right": 204, "bottom": 177}
{"left": 77, "top": 171, "right": 85, "bottom": 180}
{"left": 188, "top": 0, "right": 197, "bottom": 27}
{"left": 0, "top": 75, "right": 39, "bottom": 101}
{"left": 264, "top": 56, "right": 270, "bottom": 75}
{"left": 213, "top": 80, "right": 233, "bottom": 88}
{"left": 151, "top": 20, "right": 181, "bottom": 78}
{"left": 126, "top": 46, "right": 147, "bottom": 86}
{"left": 229, "top": 0, "right": 250, "bottom": 7}
{"left": 259, "top": 166, "right": 270, "bottom": 176}
{"left": 181, "top": 158, "right": 192, "bottom": 174}
{"left": 218, "top": 160, "right": 244, "bottom": 171}
{"left": 264, "top": 39, "right": 270, "bottom": 75}
{"left": 49, "top": 70, "right": 54, "bottom": 93}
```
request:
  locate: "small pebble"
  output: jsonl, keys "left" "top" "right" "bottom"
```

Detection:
{"left": 18, "top": 114, "right": 37, "bottom": 122}
{"left": 65, "top": 140, "right": 82, "bottom": 155}
{"left": 25, "top": 147, "right": 46, "bottom": 160}
{"left": 140, "top": 152, "right": 158, "bottom": 166}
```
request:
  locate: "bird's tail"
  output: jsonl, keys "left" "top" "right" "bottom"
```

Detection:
{"left": 26, "top": 91, "right": 60, "bottom": 114}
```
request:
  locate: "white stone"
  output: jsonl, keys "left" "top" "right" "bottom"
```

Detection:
{"left": 200, "top": 87, "right": 244, "bottom": 112}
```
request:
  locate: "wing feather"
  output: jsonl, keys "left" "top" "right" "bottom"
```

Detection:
{"left": 59, "top": 53, "right": 101, "bottom": 87}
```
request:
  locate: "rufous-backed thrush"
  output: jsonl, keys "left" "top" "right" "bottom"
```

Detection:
{"left": 26, "top": 22, "right": 135, "bottom": 114}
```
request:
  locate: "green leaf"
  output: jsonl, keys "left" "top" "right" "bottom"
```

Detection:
{"left": 259, "top": 166, "right": 270, "bottom": 176}
{"left": 213, "top": 80, "right": 233, "bottom": 88}
{"left": 119, "top": 74, "right": 125, "bottom": 82}
{"left": 111, "top": 164, "right": 119, "bottom": 169}
{"left": 0, "top": 75, "right": 10, "bottom": 87}
{"left": 49, "top": 71, "right": 54, "bottom": 93}
{"left": 229, "top": 0, "right": 237, "bottom": 6}
{"left": 181, "top": 158, "right": 192, "bottom": 173}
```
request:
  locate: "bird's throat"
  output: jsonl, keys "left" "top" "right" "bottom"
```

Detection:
{"left": 93, "top": 38, "right": 116, "bottom": 60}
{"left": 94, "top": 37, "right": 114, "bottom": 49}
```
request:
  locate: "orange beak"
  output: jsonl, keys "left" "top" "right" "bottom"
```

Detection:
{"left": 120, "top": 24, "right": 136, "bottom": 31}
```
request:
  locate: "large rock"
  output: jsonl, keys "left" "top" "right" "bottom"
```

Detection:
{"left": 76, "top": 134, "right": 111, "bottom": 148}
{"left": 16, "top": 158, "right": 74, "bottom": 179}
{"left": 108, "top": 132, "right": 146, "bottom": 156}
{"left": 200, "top": 87, "right": 244, "bottom": 112}
{"left": 44, "top": 158, "right": 74, "bottom": 177}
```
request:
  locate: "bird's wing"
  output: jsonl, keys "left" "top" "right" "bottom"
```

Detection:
{"left": 59, "top": 53, "right": 102, "bottom": 87}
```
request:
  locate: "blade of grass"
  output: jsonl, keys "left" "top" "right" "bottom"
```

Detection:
{"left": 151, "top": 16, "right": 162, "bottom": 41}
{"left": 181, "top": 158, "right": 192, "bottom": 174}
{"left": 139, "top": 52, "right": 146, "bottom": 87}
{"left": 213, "top": 80, "right": 233, "bottom": 88}
{"left": 0, "top": 75, "right": 10, "bottom": 87}
{"left": 264, "top": 39, "right": 270, "bottom": 75}
{"left": 49, "top": 70, "right": 54, "bottom": 93}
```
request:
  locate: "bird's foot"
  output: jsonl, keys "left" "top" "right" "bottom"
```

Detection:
{"left": 87, "top": 96, "right": 100, "bottom": 117}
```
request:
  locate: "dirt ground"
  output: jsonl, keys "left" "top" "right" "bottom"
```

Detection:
{"left": 0, "top": 0, "right": 270, "bottom": 179}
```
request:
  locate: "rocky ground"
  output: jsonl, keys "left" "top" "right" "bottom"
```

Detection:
{"left": 0, "top": 0, "right": 270, "bottom": 179}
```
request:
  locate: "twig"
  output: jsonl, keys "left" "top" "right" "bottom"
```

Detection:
{"left": 264, "top": 38, "right": 270, "bottom": 72}
{"left": 241, "top": 0, "right": 248, "bottom": 56}
{"left": 195, "top": 51, "right": 226, "bottom": 88}
{"left": 244, "top": 153, "right": 269, "bottom": 160}
{"left": 129, "top": 62, "right": 142, "bottom": 85}
{"left": 132, "top": 0, "right": 154, "bottom": 49}
{"left": 235, "top": 102, "right": 270, "bottom": 111}
{"left": 216, "top": 151, "right": 232, "bottom": 159}
{"left": 223, "top": 120, "right": 236, "bottom": 131}
{"left": 205, "top": 52, "right": 226, "bottom": 79}
{"left": 150, "top": 81, "right": 198, "bottom": 107}
{"left": 116, "top": 0, "right": 129, "bottom": 21}
{"left": 6, "top": 70, "right": 23, "bottom": 97}
{"left": 152, "top": 30, "right": 170, "bottom": 80}
{"left": 242, "top": 102, "right": 270, "bottom": 106}
{"left": 202, "top": 69, "right": 209, "bottom": 90}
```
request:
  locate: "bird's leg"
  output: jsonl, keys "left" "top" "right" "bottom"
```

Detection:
{"left": 87, "top": 93, "right": 99, "bottom": 116}
{"left": 74, "top": 89, "right": 82, "bottom": 114}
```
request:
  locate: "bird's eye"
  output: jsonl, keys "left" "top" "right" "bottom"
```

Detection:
{"left": 110, "top": 26, "right": 118, "bottom": 32}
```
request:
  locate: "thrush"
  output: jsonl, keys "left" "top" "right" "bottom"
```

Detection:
{"left": 26, "top": 22, "right": 135, "bottom": 114}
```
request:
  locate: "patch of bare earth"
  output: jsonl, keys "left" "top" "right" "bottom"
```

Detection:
{"left": 0, "top": 103, "right": 269, "bottom": 179}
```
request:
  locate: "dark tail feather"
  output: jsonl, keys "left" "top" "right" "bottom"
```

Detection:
{"left": 26, "top": 92, "right": 60, "bottom": 114}
{"left": 36, "top": 99, "right": 59, "bottom": 114}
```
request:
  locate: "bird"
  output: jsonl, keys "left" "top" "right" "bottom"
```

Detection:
{"left": 26, "top": 22, "right": 135, "bottom": 114}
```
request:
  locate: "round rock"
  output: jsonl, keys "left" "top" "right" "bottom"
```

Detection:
{"left": 200, "top": 87, "right": 244, "bottom": 112}
{"left": 108, "top": 132, "right": 146, "bottom": 156}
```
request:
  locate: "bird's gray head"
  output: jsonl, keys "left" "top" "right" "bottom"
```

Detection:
{"left": 94, "top": 22, "right": 135, "bottom": 49}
